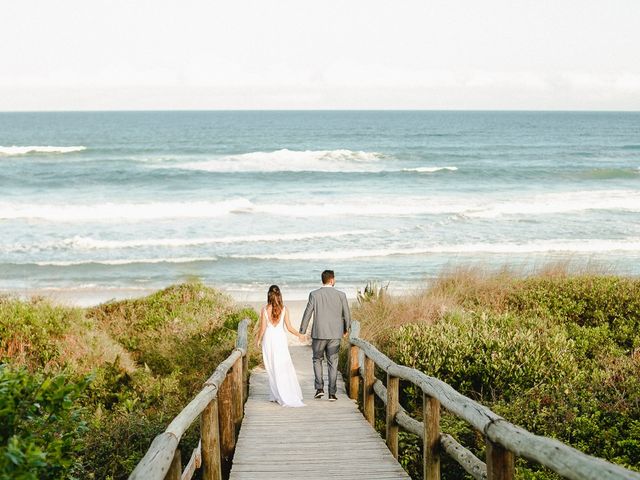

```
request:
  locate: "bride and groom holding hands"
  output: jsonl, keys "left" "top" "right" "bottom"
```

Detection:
{"left": 254, "top": 270, "right": 352, "bottom": 407}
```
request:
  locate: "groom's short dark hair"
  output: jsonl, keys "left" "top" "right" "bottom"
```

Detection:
{"left": 321, "top": 270, "right": 335, "bottom": 284}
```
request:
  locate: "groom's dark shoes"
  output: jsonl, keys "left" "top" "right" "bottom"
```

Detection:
{"left": 314, "top": 389, "right": 324, "bottom": 399}
{"left": 328, "top": 394, "right": 337, "bottom": 402}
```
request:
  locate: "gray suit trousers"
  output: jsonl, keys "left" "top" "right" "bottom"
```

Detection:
{"left": 311, "top": 338, "right": 341, "bottom": 395}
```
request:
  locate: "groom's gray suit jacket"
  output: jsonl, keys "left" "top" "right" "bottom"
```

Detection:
{"left": 299, "top": 286, "right": 351, "bottom": 339}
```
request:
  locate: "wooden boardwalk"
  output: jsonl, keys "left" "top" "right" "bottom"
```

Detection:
{"left": 230, "top": 345, "right": 410, "bottom": 479}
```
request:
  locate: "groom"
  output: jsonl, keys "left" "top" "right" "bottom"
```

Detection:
{"left": 299, "top": 270, "right": 351, "bottom": 401}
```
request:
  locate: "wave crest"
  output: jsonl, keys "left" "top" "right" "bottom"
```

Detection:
{"left": 2, "top": 230, "right": 374, "bottom": 253}
{"left": 402, "top": 166, "right": 458, "bottom": 173}
{"left": 167, "top": 149, "right": 385, "bottom": 173}
{"left": 0, "top": 198, "right": 252, "bottom": 222}
{"left": 3, "top": 190, "right": 640, "bottom": 223}
{"left": 0, "top": 146, "right": 87, "bottom": 156}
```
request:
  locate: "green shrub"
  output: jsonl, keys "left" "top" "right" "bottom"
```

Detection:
{"left": 507, "top": 276, "right": 640, "bottom": 350}
{"left": 2, "top": 282, "right": 257, "bottom": 480}
{"left": 390, "top": 312, "right": 578, "bottom": 401}
{"left": 0, "top": 365, "right": 90, "bottom": 480}
{"left": 351, "top": 270, "right": 640, "bottom": 479}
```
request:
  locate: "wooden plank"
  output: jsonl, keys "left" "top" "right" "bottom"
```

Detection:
{"left": 201, "top": 399, "right": 222, "bottom": 480}
{"left": 441, "top": 434, "right": 487, "bottom": 480}
{"left": 349, "top": 343, "right": 360, "bottom": 400}
{"left": 231, "top": 357, "right": 243, "bottom": 432}
{"left": 486, "top": 437, "right": 514, "bottom": 480}
{"left": 423, "top": 393, "right": 440, "bottom": 480}
{"left": 218, "top": 374, "right": 235, "bottom": 462}
{"left": 180, "top": 442, "right": 201, "bottom": 480}
{"left": 166, "top": 449, "right": 181, "bottom": 480}
{"left": 129, "top": 432, "right": 179, "bottom": 480}
{"left": 363, "top": 355, "right": 375, "bottom": 426}
{"left": 229, "top": 345, "right": 410, "bottom": 479}
{"left": 385, "top": 373, "right": 399, "bottom": 459}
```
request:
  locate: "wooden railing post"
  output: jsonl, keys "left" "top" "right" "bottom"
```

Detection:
{"left": 486, "top": 438, "right": 514, "bottom": 480}
{"left": 165, "top": 448, "right": 181, "bottom": 480}
{"left": 242, "top": 352, "right": 249, "bottom": 404}
{"left": 201, "top": 399, "right": 222, "bottom": 480}
{"left": 231, "top": 356, "right": 243, "bottom": 432}
{"left": 363, "top": 356, "right": 375, "bottom": 426}
{"left": 218, "top": 374, "right": 235, "bottom": 462}
{"left": 423, "top": 393, "right": 441, "bottom": 480}
{"left": 349, "top": 343, "right": 360, "bottom": 400}
{"left": 386, "top": 373, "right": 399, "bottom": 458}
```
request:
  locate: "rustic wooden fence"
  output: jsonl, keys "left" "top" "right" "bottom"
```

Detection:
{"left": 129, "top": 319, "right": 250, "bottom": 480}
{"left": 347, "top": 320, "right": 640, "bottom": 480}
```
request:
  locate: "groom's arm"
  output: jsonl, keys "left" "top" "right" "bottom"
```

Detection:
{"left": 341, "top": 292, "right": 351, "bottom": 334}
{"left": 299, "top": 293, "right": 314, "bottom": 334}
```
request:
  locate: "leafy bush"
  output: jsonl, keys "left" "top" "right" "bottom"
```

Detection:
{"left": 507, "top": 276, "right": 640, "bottom": 350}
{"left": 2, "top": 282, "right": 257, "bottom": 480}
{"left": 0, "top": 365, "right": 90, "bottom": 480}
{"left": 351, "top": 268, "right": 640, "bottom": 479}
{"left": 390, "top": 312, "right": 578, "bottom": 402}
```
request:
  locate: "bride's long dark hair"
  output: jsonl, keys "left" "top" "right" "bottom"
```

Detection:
{"left": 267, "top": 285, "right": 284, "bottom": 323}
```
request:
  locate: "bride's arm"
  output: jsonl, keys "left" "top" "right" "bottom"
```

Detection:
{"left": 284, "top": 307, "right": 306, "bottom": 340}
{"left": 255, "top": 308, "right": 267, "bottom": 347}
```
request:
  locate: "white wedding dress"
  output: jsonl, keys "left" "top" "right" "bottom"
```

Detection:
{"left": 261, "top": 306, "right": 305, "bottom": 407}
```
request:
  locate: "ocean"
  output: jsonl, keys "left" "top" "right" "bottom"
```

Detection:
{"left": 1, "top": 111, "right": 639, "bottom": 302}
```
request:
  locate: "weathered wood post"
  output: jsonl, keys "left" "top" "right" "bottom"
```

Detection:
{"left": 231, "top": 355, "right": 243, "bottom": 432}
{"left": 218, "top": 374, "right": 235, "bottom": 462}
{"left": 165, "top": 449, "right": 182, "bottom": 480}
{"left": 242, "top": 352, "right": 249, "bottom": 404}
{"left": 486, "top": 438, "right": 514, "bottom": 480}
{"left": 201, "top": 399, "right": 222, "bottom": 480}
{"left": 423, "top": 393, "right": 441, "bottom": 480}
{"left": 349, "top": 342, "right": 360, "bottom": 400}
{"left": 363, "top": 356, "right": 375, "bottom": 426}
{"left": 236, "top": 319, "right": 249, "bottom": 404}
{"left": 386, "top": 373, "right": 399, "bottom": 458}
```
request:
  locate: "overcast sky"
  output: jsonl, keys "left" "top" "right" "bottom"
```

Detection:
{"left": 2, "top": 0, "right": 639, "bottom": 110}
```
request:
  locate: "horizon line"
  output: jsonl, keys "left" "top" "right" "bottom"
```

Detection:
{"left": 2, "top": 108, "right": 640, "bottom": 114}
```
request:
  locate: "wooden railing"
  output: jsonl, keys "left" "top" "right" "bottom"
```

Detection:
{"left": 129, "top": 319, "right": 250, "bottom": 480}
{"left": 347, "top": 320, "right": 640, "bottom": 480}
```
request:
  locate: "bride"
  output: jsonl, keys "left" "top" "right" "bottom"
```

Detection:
{"left": 255, "top": 285, "right": 306, "bottom": 407}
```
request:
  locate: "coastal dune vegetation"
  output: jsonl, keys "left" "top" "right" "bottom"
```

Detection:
{"left": 2, "top": 267, "right": 639, "bottom": 479}
{"left": 0, "top": 281, "right": 256, "bottom": 480}
{"left": 352, "top": 264, "right": 640, "bottom": 479}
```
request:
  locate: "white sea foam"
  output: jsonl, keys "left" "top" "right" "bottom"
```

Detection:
{"left": 3, "top": 230, "right": 374, "bottom": 253}
{"left": 32, "top": 257, "right": 219, "bottom": 266}
{"left": 0, "top": 198, "right": 253, "bottom": 222}
{"left": 11, "top": 239, "right": 640, "bottom": 266}
{"left": 0, "top": 146, "right": 86, "bottom": 156}
{"left": 231, "top": 239, "right": 640, "bottom": 261}
{"left": 3, "top": 190, "right": 640, "bottom": 223}
{"left": 402, "top": 166, "right": 458, "bottom": 173}
{"left": 464, "top": 190, "right": 640, "bottom": 218}
{"left": 168, "top": 149, "right": 385, "bottom": 173}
